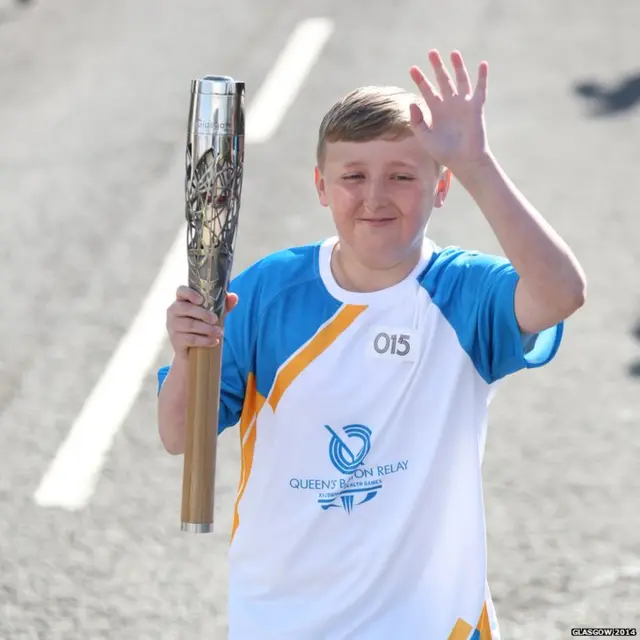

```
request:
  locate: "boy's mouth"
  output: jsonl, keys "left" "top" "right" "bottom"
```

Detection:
{"left": 358, "top": 217, "right": 396, "bottom": 227}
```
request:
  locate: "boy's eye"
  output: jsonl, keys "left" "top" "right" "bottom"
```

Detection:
{"left": 340, "top": 173, "right": 415, "bottom": 181}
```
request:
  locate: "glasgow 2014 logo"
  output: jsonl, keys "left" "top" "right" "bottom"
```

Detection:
{"left": 320, "top": 424, "right": 381, "bottom": 513}
{"left": 288, "top": 423, "right": 409, "bottom": 513}
{"left": 325, "top": 424, "right": 372, "bottom": 474}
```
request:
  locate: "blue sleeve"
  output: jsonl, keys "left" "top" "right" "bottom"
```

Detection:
{"left": 422, "top": 248, "right": 563, "bottom": 384}
{"left": 156, "top": 265, "right": 259, "bottom": 434}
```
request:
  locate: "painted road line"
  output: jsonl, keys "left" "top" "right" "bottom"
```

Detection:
{"left": 33, "top": 17, "right": 335, "bottom": 510}
{"left": 245, "top": 18, "right": 334, "bottom": 144}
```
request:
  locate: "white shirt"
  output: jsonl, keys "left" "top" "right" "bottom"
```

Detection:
{"left": 158, "top": 236, "right": 563, "bottom": 640}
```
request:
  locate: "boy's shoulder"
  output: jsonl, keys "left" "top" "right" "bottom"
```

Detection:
{"left": 421, "top": 241, "right": 513, "bottom": 290}
{"left": 228, "top": 237, "right": 516, "bottom": 309}
{"left": 246, "top": 239, "right": 321, "bottom": 272}
{"left": 229, "top": 239, "right": 324, "bottom": 306}
{"left": 426, "top": 241, "right": 511, "bottom": 272}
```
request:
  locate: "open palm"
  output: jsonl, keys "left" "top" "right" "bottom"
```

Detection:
{"left": 409, "top": 50, "right": 490, "bottom": 175}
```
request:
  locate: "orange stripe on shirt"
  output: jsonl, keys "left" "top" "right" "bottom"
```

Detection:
{"left": 448, "top": 619, "right": 473, "bottom": 640}
{"left": 268, "top": 304, "right": 367, "bottom": 412}
{"left": 231, "top": 372, "right": 264, "bottom": 542}
{"left": 477, "top": 603, "right": 493, "bottom": 640}
{"left": 231, "top": 304, "right": 365, "bottom": 542}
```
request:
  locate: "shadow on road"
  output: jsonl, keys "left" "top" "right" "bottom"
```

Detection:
{"left": 574, "top": 72, "right": 640, "bottom": 117}
{"left": 629, "top": 320, "right": 640, "bottom": 378}
{"left": 0, "top": 0, "right": 33, "bottom": 25}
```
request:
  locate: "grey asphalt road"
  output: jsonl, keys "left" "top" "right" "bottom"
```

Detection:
{"left": 1, "top": 0, "right": 639, "bottom": 638}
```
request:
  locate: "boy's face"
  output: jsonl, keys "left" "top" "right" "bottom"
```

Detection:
{"left": 314, "top": 134, "right": 448, "bottom": 269}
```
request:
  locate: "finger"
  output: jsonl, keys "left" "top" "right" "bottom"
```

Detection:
{"left": 172, "top": 317, "right": 223, "bottom": 339}
{"left": 171, "top": 300, "right": 218, "bottom": 324}
{"left": 225, "top": 292, "right": 239, "bottom": 312}
{"left": 473, "top": 61, "right": 489, "bottom": 104}
{"left": 176, "top": 285, "right": 203, "bottom": 306}
{"left": 408, "top": 102, "right": 431, "bottom": 135}
{"left": 428, "top": 49, "right": 456, "bottom": 97}
{"left": 409, "top": 103, "right": 439, "bottom": 158}
{"left": 409, "top": 66, "right": 441, "bottom": 111}
{"left": 181, "top": 332, "right": 223, "bottom": 349}
{"left": 451, "top": 51, "right": 472, "bottom": 97}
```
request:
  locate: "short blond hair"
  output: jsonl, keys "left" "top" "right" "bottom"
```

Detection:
{"left": 316, "top": 85, "right": 432, "bottom": 168}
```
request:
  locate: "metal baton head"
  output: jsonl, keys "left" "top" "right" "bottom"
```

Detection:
{"left": 185, "top": 75, "right": 245, "bottom": 318}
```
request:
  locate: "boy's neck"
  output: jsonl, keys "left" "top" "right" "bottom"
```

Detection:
{"left": 331, "top": 242, "right": 425, "bottom": 293}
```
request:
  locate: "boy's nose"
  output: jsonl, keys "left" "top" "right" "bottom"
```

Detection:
{"left": 364, "top": 179, "right": 389, "bottom": 211}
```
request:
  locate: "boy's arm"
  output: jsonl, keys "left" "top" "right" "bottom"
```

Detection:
{"left": 157, "top": 272, "right": 257, "bottom": 455}
{"left": 456, "top": 154, "right": 587, "bottom": 335}
{"left": 157, "top": 353, "right": 190, "bottom": 455}
{"left": 157, "top": 341, "right": 246, "bottom": 455}
{"left": 409, "top": 50, "right": 587, "bottom": 334}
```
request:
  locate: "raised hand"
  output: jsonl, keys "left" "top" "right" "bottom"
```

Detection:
{"left": 409, "top": 50, "right": 491, "bottom": 177}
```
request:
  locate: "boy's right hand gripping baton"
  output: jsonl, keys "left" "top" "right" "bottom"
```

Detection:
{"left": 182, "top": 76, "right": 245, "bottom": 533}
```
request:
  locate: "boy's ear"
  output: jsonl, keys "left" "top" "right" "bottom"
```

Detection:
{"left": 314, "top": 166, "right": 329, "bottom": 207}
{"left": 434, "top": 168, "right": 451, "bottom": 208}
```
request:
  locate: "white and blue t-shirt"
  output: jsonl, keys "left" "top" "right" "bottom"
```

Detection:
{"left": 158, "top": 236, "right": 563, "bottom": 640}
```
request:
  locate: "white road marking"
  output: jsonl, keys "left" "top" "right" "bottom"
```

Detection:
{"left": 33, "top": 17, "right": 334, "bottom": 510}
{"left": 246, "top": 18, "right": 334, "bottom": 144}
{"left": 33, "top": 230, "right": 187, "bottom": 509}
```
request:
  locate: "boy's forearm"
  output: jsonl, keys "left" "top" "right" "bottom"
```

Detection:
{"left": 455, "top": 154, "right": 586, "bottom": 316}
{"left": 157, "top": 353, "right": 189, "bottom": 455}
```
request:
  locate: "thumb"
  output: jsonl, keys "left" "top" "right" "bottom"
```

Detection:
{"left": 409, "top": 103, "right": 431, "bottom": 136}
{"left": 225, "top": 292, "right": 239, "bottom": 312}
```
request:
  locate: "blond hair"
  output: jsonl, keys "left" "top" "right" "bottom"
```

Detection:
{"left": 316, "top": 85, "right": 432, "bottom": 168}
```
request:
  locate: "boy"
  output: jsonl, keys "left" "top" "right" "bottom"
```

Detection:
{"left": 157, "top": 50, "right": 586, "bottom": 639}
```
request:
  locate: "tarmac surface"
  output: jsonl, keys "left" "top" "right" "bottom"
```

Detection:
{"left": 1, "top": 0, "right": 639, "bottom": 638}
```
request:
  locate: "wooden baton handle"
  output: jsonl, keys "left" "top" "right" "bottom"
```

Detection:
{"left": 180, "top": 320, "right": 224, "bottom": 533}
